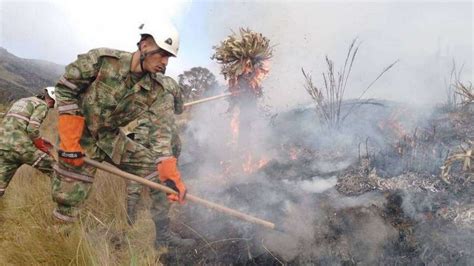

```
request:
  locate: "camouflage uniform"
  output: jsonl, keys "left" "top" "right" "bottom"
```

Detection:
{"left": 0, "top": 96, "right": 54, "bottom": 196}
{"left": 53, "top": 48, "right": 183, "bottom": 223}
{"left": 120, "top": 86, "right": 183, "bottom": 225}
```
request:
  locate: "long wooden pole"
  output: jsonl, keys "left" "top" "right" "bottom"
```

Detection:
{"left": 83, "top": 157, "right": 276, "bottom": 230}
{"left": 183, "top": 92, "right": 233, "bottom": 107}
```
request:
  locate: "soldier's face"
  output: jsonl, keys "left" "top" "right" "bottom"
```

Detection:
{"left": 45, "top": 95, "right": 55, "bottom": 108}
{"left": 143, "top": 48, "right": 170, "bottom": 74}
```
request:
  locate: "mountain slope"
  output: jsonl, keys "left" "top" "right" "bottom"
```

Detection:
{"left": 0, "top": 47, "right": 64, "bottom": 103}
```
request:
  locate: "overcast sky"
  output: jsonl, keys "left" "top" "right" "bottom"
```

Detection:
{"left": 0, "top": 0, "right": 472, "bottom": 108}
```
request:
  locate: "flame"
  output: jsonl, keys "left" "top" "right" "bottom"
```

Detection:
{"left": 242, "top": 153, "right": 269, "bottom": 174}
{"left": 242, "top": 153, "right": 253, "bottom": 173}
{"left": 257, "top": 158, "right": 269, "bottom": 168}
{"left": 249, "top": 60, "right": 270, "bottom": 93}
{"left": 228, "top": 59, "right": 271, "bottom": 96}
{"left": 223, "top": 59, "right": 272, "bottom": 175}
{"left": 378, "top": 109, "right": 408, "bottom": 139}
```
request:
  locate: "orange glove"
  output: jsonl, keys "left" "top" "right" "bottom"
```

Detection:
{"left": 58, "top": 115, "right": 85, "bottom": 166}
{"left": 157, "top": 157, "right": 187, "bottom": 204}
{"left": 33, "top": 137, "right": 53, "bottom": 155}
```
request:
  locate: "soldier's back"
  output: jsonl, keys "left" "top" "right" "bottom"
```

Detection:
{"left": 0, "top": 96, "right": 45, "bottom": 150}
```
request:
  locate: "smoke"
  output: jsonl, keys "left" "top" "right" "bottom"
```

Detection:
{"left": 171, "top": 1, "right": 474, "bottom": 263}
{"left": 177, "top": 70, "right": 472, "bottom": 263}
{"left": 176, "top": 86, "right": 386, "bottom": 261}
{"left": 204, "top": 1, "right": 472, "bottom": 108}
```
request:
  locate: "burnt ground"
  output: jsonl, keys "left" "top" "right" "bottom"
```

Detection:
{"left": 165, "top": 101, "right": 473, "bottom": 265}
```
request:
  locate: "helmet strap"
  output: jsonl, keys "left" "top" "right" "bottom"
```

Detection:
{"left": 137, "top": 38, "right": 146, "bottom": 73}
{"left": 139, "top": 48, "right": 163, "bottom": 73}
{"left": 139, "top": 53, "right": 146, "bottom": 73}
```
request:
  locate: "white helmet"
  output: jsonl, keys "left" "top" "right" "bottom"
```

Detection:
{"left": 45, "top": 86, "right": 56, "bottom": 101}
{"left": 138, "top": 22, "right": 180, "bottom": 57}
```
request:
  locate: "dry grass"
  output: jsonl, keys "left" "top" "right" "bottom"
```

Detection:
{"left": 444, "top": 61, "right": 472, "bottom": 110}
{"left": 440, "top": 141, "right": 473, "bottom": 184}
{"left": 302, "top": 38, "right": 398, "bottom": 129}
{"left": 0, "top": 103, "right": 10, "bottom": 118}
{"left": 454, "top": 81, "right": 473, "bottom": 106}
{"left": 0, "top": 112, "right": 166, "bottom": 265}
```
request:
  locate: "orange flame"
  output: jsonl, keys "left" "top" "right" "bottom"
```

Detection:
{"left": 249, "top": 60, "right": 270, "bottom": 93}
{"left": 378, "top": 109, "right": 408, "bottom": 139}
{"left": 242, "top": 153, "right": 253, "bottom": 173}
{"left": 257, "top": 158, "right": 269, "bottom": 168}
{"left": 229, "top": 59, "right": 271, "bottom": 96}
{"left": 242, "top": 153, "right": 269, "bottom": 174}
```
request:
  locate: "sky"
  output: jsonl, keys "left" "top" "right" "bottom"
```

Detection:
{"left": 0, "top": 0, "right": 472, "bottom": 108}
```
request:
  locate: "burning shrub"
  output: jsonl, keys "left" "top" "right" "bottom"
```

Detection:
{"left": 212, "top": 28, "right": 272, "bottom": 98}
{"left": 211, "top": 28, "right": 273, "bottom": 148}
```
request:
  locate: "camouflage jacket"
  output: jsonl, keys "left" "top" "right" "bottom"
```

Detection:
{"left": 55, "top": 48, "right": 183, "bottom": 161}
{"left": 0, "top": 96, "right": 48, "bottom": 150}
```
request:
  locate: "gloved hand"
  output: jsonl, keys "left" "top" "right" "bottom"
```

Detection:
{"left": 58, "top": 115, "right": 85, "bottom": 166}
{"left": 157, "top": 157, "right": 187, "bottom": 204}
{"left": 33, "top": 137, "right": 53, "bottom": 155}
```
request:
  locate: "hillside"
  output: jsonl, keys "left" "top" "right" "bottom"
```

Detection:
{"left": 0, "top": 47, "right": 63, "bottom": 103}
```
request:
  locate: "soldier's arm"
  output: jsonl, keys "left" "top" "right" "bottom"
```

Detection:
{"left": 55, "top": 49, "right": 102, "bottom": 115}
{"left": 148, "top": 94, "right": 175, "bottom": 158}
{"left": 26, "top": 103, "right": 48, "bottom": 140}
{"left": 148, "top": 75, "right": 185, "bottom": 158}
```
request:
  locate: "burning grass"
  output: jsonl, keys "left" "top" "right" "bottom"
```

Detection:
{"left": 1, "top": 71, "right": 473, "bottom": 264}
{"left": 1, "top": 98, "right": 473, "bottom": 264}
{"left": 181, "top": 90, "right": 473, "bottom": 263}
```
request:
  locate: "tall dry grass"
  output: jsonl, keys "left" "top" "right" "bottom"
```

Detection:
{"left": 455, "top": 81, "right": 473, "bottom": 106}
{"left": 0, "top": 111, "right": 165, "bottom": 265}
{"left": 302, "top": 38, "right": 398, "bottom": 129}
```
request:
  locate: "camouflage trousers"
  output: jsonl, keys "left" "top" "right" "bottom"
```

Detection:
{"left": 0, "top": 145, "right": 54, "bottom": 197}
{"left": 51, "top": 130, "right": 170, "bottom": 223}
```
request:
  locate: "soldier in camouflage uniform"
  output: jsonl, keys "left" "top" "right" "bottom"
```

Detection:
{"left": 0, "top": 87, "right": 56, "bottom": 197}
{"left": 124, "top": 109, "right": 183, "bottom": 222}
{"left": 52, "top": 22, "right": 195, "bottom": 248}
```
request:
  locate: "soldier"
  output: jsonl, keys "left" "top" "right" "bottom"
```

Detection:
{"left": 52, "top": 22, "right": 195, "bottom": 249}
{"left": 0, "top": 87, "right": 56, "bottom": 197}
{"left": 125, "top": 95, "right": 184, "bottom": 226}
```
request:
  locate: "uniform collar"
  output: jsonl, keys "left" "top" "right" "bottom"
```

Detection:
{"left": 151, "top": 72, "right": 165, "bottom": 87}
{"left": 121, "top": 52, "right": 153, "bottom": 91}
{"left": 137, "top": 74, "right": 152, "bottom": 91}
